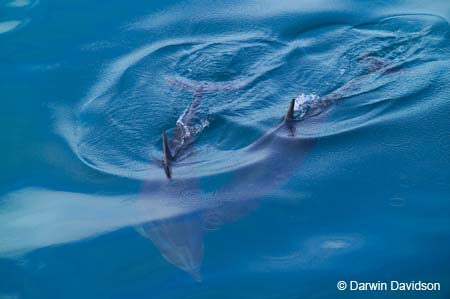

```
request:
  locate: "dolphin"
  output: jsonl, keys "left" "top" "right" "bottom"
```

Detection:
{"left": 161, "top": 91, "right": 203, "bottom": 178}
{"left": 137, "top": 91, "right": 315, "bottom": 281}
{"left": 138, "top": 77, "right": 250, "bottom": 281}
{"left": 137, "top": 55, "right": 396, "bottom": 281}
{"left": 161, "top": 76, "right": 247, "bottom": 178}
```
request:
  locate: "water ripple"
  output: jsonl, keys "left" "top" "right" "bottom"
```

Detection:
{"left": 58, "top": 13, "right": 450, "bottom": 181}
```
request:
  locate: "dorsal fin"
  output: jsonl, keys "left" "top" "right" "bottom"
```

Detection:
{"left": 162, "top": 129, "right": 173, "bottom": 179}
{"left": 284, "top": 98, "right": 295, "bottom": 121}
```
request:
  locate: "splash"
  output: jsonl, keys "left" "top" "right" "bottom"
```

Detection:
{"left": 293, "top": 93, "right": 322, "bottom": 120}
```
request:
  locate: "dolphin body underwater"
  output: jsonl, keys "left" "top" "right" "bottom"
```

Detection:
{"left": 136, "top": 57, "right": 394, "bottom": 281}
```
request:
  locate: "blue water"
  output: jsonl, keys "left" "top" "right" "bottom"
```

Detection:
{"left": 1, "top": 0, "right": 450, "bottom": 298}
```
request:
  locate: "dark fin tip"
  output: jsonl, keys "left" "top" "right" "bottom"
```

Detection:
{"left": 162, "top": 129, "right": 173, "bottom": 179}
{"left": 163, "top": 160, "right": 171, "bottom": 179}
{"left": 284, "top": 98, "right": 295, "bottom": 121}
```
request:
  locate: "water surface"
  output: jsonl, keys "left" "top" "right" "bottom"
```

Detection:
{"left": 1, "top": 0, "right": 450, "bottom": 298}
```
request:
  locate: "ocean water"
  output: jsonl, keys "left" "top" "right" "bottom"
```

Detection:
{"left": 1, "top": 0, "right": 450, "bottom": 298}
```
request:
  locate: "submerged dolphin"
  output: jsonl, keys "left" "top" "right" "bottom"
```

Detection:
{"left": 137, "top": 56, "right": 396, "bottom": 280}
{"left": 138, "top": 89, "right": 316, "bottom": 281}
{"left": 139, "top": 77, "right": 250, "bottom": 281}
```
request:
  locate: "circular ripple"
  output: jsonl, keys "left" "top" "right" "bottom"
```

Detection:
{"left": 60, "top": 14, "right": 450, "bottom": 180}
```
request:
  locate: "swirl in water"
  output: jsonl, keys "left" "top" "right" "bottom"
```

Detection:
{"left": 57, "top": 14, "right": 449, "bottom": 181}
